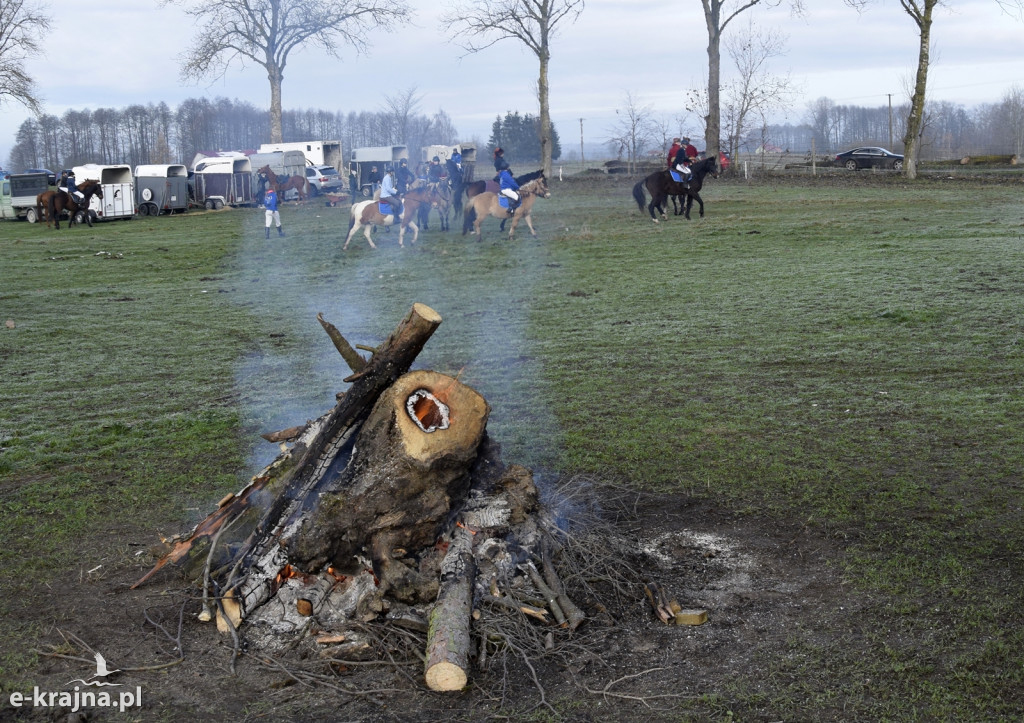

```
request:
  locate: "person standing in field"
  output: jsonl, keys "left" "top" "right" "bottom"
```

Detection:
{"left": 264, "top": 187, "right": 284, "bottom": 238}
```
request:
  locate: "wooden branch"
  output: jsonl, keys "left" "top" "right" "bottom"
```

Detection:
{"left": 317, "top": 312, "right": 366, "bottom": 373}
{"left": 260, "top": 425, "right": 307, "bottom": 444}
{"left": 526, "top": 562, "right": 566, "bottom": 626}
{"left": 542, "top": 543, "right": 586, "bottom": 631}
{"left": 425, "top": 525, "right": 476, "bottom": 692}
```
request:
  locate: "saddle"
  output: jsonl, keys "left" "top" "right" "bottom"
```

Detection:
{"left": 669, "top": 170, "right": 690, "bottom": 184}
{"left": 378, "top": 200, "right": 400, "bottom": 216}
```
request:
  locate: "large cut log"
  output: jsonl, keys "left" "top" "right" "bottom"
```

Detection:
{"left": 283, "top": 369, "right": 490, "bottom": 601}
{"left": 425, "top": 524, "right": 476, "bottom": 692}
{"left": 133, "top": 303, "right": 443, "bottom": 590}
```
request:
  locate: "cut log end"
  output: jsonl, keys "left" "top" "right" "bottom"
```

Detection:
{"left": 425, "top": 661, "right": 468, "bottom": 692}
{"left": 412, "top": 302, "right": 442, "bottom": 324}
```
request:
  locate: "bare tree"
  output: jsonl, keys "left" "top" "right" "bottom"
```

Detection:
{"left": 164, "top": 0, "right": 411, "bottom": 144}
{"left": 694, "top": 1, "right": 803, "bottom": 163}
{"left": 441, "top": 0, "right": 585, "bottom": 177}
{"left": 0, "top": 0, "right": 50, "bottom": 115}
{"left": 719, "top": 19, "right": 795, "bottom": 161}
{"left": 381, "top": 86, "right": 423, "bottom": 144}
{"left": 849, "top": 0, "right": 1023, "bottom": 177}
{"left": 606, "top": 91, "right": 657, "bottom": 173}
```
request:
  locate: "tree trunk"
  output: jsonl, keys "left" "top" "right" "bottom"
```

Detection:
{"left": 538, "top": 38, "right": 552, "bottom": 178}
{"left": 901, "top": 0, "right": 936, "bottom": 180}
{"left": 424, "top": 524, "right": 476, "bottom": 691}
{"left": 703, "top": 1, "right": 722, "bottom": 162}
{"left": 269, "top": 65, "right": 284, "bottom": 144}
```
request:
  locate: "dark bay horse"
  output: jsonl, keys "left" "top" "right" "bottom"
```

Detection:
{"left": 462, "top": 173, "right": 550, "bottom": 241}
{"left": 259, "top": 165, "right": 309, "bottom": 202}
{"left": 36, "top": 181, "right": 104, "bottom": 230}
{"left": 632, "top": 155, "right": 718, "bottom": 222}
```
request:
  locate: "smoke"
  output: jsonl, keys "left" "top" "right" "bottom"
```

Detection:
{"left": 226, "top": 202, "right": 563, "bottom": 473}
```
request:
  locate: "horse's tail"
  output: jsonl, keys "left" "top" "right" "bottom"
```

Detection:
{"left": 47, "top": 194, "right": 59, "bottom": 229}
{"left": 348, "top": 211, "right": 357, "bottom": 232}
{"left": 453, "top": 184, "right": 463, "bottom": 216}
{"left": 462, "top": 204, "right": 476, "bottom": 236}
{"left": 632, "top": 180, "right": 647, "bottom": 211}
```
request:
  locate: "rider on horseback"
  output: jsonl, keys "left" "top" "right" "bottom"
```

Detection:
{"left": 672, "top": 146, "right": 693, "bottom": 188}
{"left": 61, "top": 170, "right": 84, "bottom": 204}
{"left": 497, "top": 168, "right": 521, "bottom": 215}
{"left": 380, "top": 167, "right": 403, "bottom": 219}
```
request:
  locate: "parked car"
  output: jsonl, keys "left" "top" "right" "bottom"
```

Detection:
{"left": 718, "top": 150, "right": 731, "bottom": 171}
{"left": 834, "top": 147, "right": 904, "bottom": 171}
{"left": 23, "top": 168, "right": 56, "bottom": 185}
{"left": 304, "top": 165, "right": 342, "bottom": 196}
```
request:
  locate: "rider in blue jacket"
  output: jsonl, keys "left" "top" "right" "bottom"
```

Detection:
{"left": 497, "top": 168, "right": 520, "bottom": 215}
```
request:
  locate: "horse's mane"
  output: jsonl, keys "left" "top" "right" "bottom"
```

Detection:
{"left": 692, "top": 155, "right": 717, "bottom": 172}
{"left": 515, "top": 169, "right": 544, "bottom": 185}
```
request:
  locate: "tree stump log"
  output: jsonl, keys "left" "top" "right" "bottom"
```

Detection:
{"left": 425, "top": 524, "right": 476, "bottom": 691}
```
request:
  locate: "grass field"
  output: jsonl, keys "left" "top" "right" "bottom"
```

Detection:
{"left": 1, "top": 171, "right": 1023, "bottom": 719}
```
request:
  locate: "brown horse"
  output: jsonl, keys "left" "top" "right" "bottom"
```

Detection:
{"left": 343, "top": 185, "right": 440, "bottom": 250}
{"left": 461, "top": 173, "right": 550, "bottom": 241}
{"left": 36, "top": 180, "right": 104, "bottom": 230}
{"left": 258, "top": 165, "right": 309, "bottom": 202}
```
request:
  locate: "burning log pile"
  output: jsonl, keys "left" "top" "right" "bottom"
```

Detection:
{"left": 133, "top": 303, "right": 590, "bottom": 692}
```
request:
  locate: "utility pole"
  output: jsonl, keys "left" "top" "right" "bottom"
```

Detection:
{"left": 888, "top": 94, "right": 894, "bottom": 149}
{"left": 579, "top": 118, "right": 585, "bottom": 170}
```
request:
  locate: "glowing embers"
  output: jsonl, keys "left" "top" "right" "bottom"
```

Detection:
{"left": 406, "top": 389, "right": 450, "bottom": 433}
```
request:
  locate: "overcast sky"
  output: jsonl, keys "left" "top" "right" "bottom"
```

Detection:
{"left": 1, "top": 0, "right": 1022, "bottom": 165}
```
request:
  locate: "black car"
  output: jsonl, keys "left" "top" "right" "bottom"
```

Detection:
{"left": 834, "top": 147, "right": 904, "bottom": 171}
{"left": 23, "top": 168, "right": 57, "bottom": 185}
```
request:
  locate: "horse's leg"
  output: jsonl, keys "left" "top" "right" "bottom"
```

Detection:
{"left": 525, "top": 213, "right": 538, "bottom": 237}
{"left": 343, "top": 221, "right": 360, "bottom": 250}
{"left": 363, "top": 223, "right": 377, "bottom": 249}
{"left": 695, "top": 192, "right": 705, "bottom": 218}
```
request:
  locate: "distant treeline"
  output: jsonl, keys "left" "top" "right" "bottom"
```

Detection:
{"left": 5, "top": 99, "right": 563, "bottom": 172}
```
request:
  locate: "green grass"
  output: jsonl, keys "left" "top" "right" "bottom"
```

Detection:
{"left": 1, "top": 173, "right": 1023, "bottom": 718}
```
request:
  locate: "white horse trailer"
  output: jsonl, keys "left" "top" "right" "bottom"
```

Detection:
{"left": 192, "top": 157, "right": 254, "bottom": 209}
{"left": 258, "top": 140, "right": 343, "bottom": 170}
{"left": 72, "top": 164, "right": 135, "bottom": 221}
{"left": 134, "top": 164, "right": 189, "bottom": 216}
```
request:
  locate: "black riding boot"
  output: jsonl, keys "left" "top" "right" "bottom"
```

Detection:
{"left": 278, "top": 226, "right": 285, "bottom": 237}
{"left": 265, "top": 227, "right": 270, "bottom": 239}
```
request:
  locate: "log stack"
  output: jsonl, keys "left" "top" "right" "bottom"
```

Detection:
{"left": 134, "top": 303, "right": 586, "bottom": 692}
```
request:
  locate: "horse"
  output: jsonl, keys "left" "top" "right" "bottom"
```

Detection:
{"left": 36, "top": 181, "right": 104, "bottom": 230}
{"left": 417, "top": 180, "right": 454, "bottom": 231}
{"left": 258, "top": 165, "right": 309, "bottom": 202}
{"left": 632, "top": 155, "right": 718, "bottom": 222}
{"left": 343, "top": 184, "right": 440, "bottom": 250}
{"left": 461, "top": 173, "right": 550, "bottom": 241}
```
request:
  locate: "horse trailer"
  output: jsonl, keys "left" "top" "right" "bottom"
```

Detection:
{"left": 246, "top": 150, "right": 306, "bottom": 199}
{"left": 72, "top": 164, "right": 135, "bottom": 221}
{"left": 349, "top": 146, "right": 409, "bottom": 197}
{"left": 258, "top": 140, "right": 343, "bottom": 171}
{"left": 192, "top": 156, "right": 254, "bottom": 209}
{"left": 0, "top": 172, "right": 50, "bottom": 223}
{"left": 134, "top": 164, "right": 189, "bottom": 216}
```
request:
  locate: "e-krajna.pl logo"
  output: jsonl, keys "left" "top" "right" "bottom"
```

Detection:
{"left": 7, "top": 651, "right": 142, "bottom": 713}
{"left": 8, "top": 686, "right": 143, "bottom": 714}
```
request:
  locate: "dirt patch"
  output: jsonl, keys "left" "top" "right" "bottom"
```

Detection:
{"left": 11, "top": 484, "right": 854, "bottom": 721}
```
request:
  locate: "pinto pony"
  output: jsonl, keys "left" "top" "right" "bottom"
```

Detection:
{"left": 632, "top": 155, "right": 718, "bottom": 222}
{"left": 343, "top": 184, "right": 441, "bottom": 250}
{"left": 35, "top": 180, "right": 104, "bottom": 230}
{"left": 258, "top": 165, "right": 309, "bottom": 202}
{"left": 461, "top": 172, "right": 550, "bottom": 241}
